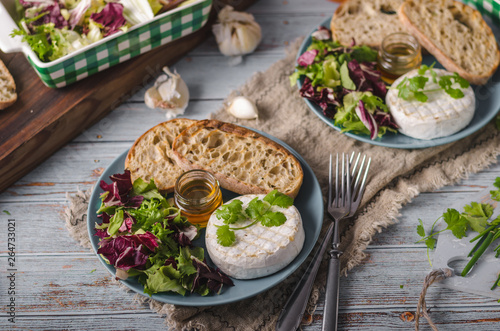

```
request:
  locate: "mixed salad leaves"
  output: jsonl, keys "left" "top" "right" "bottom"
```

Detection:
{"left": 94, "top": 170, "right": 233, "bottom": 296}
{"left": 290, "top": 27, "right": 398, "bottom": 140}
{"left": 10, "top": 0, "right": 191, "bottom": 62}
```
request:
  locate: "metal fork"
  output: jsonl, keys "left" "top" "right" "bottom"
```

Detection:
{"left": 275, "top": 152, "right": 371, "bottom": 331}
{"left": 322, "top": 153, "right": 371, "bottom": 331}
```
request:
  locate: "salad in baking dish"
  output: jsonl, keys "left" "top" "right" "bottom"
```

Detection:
{"left": 10, "top": 0, "right": 194, "bottom": 62}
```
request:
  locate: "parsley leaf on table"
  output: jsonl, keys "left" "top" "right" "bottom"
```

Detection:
{"left": 490, "top": 177, "right": 500, "bottom": 202}
{"left": 462, "top": 202, "right": 494, "bottom": 233}
{"left": 443, "top": 208, "right": 469, "bottom": 239}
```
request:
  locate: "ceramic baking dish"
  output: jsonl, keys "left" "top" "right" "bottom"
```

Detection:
{"left": 0, "top": 0, "right": 212, "bottom": 88}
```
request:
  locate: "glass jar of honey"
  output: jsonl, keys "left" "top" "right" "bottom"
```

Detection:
{"left": 174, "top": 169, "right": 223, "bottom": 227}
{"left": 377, "top": 32, "right": 422, "bottom": 84}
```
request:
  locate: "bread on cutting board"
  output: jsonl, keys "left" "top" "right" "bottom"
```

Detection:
{"left": 330, "top": 0, "right": 407, "bottom": 48}
{"left": 125, "top": 118, "right": 197, "bottom": 192}
{"left": 399, "top": 0, "right": 500, "bottom": 85}
{"left": 0, "top": 59, "right": 17, "bottom": 110}
{"left": 172, "top": 120, "right": 304, "bottom": 198}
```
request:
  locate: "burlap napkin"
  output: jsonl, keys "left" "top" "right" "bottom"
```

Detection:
{"left": 65, "top": 38, "right": 500, "bottom": 330}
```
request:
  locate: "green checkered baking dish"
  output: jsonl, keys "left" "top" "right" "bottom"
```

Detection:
{"left": 0, "top": 0, "right": 212, "bottom": 88}
{"left": 461, "top": 0, "right": 500, "bottom": 25}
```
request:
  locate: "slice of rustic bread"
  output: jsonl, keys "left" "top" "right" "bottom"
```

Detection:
{"left": 0, "top": 59, "right": 17, "bottom": 110}
{"left": 330, "top": 0, "right": 407, "bottom": 48}
{"left": 399, "top": 0, "right": 500, "bottom": 85}
{"left": 172, "top": 120, "right": 304, "bottom": 198}
{"left": 125, "top": 118, "right": 197, "bottom": 192}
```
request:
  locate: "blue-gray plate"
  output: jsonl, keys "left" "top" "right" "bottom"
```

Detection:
{"left": 87, "top": 130, "right": 323, "bottom": 306}
{"left": 297, "top": 17, "right": 500, "bottom": 149}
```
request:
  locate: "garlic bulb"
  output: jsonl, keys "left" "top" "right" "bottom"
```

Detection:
{"left": 212, "top": 6, "right": 262, "bottom": 57}
{"left": 144, "top": 66, "right": 189, "bottom": 119}
{"left": 226, "top": 96, "right": 258, "bottom": 119}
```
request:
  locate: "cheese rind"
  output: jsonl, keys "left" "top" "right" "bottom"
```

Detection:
{"left": 205, "top": 195, "right": 305, "bottom": 279}
{"left": 386, "top": 69, "right": 475, "bottom": 140}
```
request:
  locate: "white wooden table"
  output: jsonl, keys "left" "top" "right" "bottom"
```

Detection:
{"left": 2, "top": 0, "right": 500, "bottom": 329}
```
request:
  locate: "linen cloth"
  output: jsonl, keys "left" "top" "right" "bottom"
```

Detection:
{"left": 65, "top": 38, "right": 500, "bottom": 330}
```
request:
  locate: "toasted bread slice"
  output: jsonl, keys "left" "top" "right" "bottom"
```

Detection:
{"left": 125, "top": 118, "right": 197, "bottom": 192}
{"left": 399, "top": 0, "right": 500, "bottom": 85}
{"left": 172, "top": 120, "right": 304, "bottom": 198}
{"left": 330, "top": 0, "right": 406, "bottom": 48}
{"left": 0, "top": 59, "right": 17, "bottom": 110}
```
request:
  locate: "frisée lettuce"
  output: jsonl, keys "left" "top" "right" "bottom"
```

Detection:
{"left": 290, "top": 26, "right": 398, "bottom": 139}
{"left": 94, "top": 170, "right": 233, "bottom": 296}
{"left": 10, "top": 0, "right": 182, "bottom": 62}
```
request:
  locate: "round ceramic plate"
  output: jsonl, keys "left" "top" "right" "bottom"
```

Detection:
{"left": 87, "top": 131, "right": 323, "bottom": 306}
{"left": 297, "top": 17, "right": 500, "bottom": 149}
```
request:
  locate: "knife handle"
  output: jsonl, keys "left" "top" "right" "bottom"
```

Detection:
{"left": 322, "top": 247, "right": 342, "bottom": 331}
{"left": 276, "top": 223, "right": 334, "bottom": 331}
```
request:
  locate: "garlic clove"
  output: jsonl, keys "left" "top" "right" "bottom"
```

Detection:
{"left": 144, "top": 86, "right": 162, "bottom": 109}
{"left": 227, "top": 96, "right": 258, "bottom": 119}
{"left": 143, "top": 66, "right": 190, "bottom": 119}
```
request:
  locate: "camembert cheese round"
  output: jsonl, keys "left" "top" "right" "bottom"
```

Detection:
{"left": 205, "top": 195, "right": 305, "bottom": 279}
{"left": 386, "top": 69, "right": 475, "bottom": 140}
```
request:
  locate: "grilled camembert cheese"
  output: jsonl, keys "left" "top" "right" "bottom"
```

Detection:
{"left": 386, "top": 69, "right": 475, "bottom": 140}
{"left": 205, "top": 195, "right": 305, "bottom": 279}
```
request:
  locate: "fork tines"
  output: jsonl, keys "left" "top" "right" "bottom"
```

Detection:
{"left": 348, "top": 152, "right": 371, "bottom": 203}
{"left": 330, "top": 152, "right": 371, "bottom": 213}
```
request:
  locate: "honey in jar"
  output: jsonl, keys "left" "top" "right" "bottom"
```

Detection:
{"left": 174, "top": 169, "right": 223, "bottom": 227}
{"left": 377, "top": 32, "right": 422, "bottom": 84}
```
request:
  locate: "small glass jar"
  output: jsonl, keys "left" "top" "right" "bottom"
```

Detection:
{"left": 174, "top": 169, "right": 223, "bottom": 228}
{"left": 377, "top": 32, "right": 422, "bottom": 84}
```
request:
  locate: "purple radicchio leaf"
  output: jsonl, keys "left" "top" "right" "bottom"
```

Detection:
{"left": 133, "top": 231, "right": 160, "bottom": 252}
{"left": 347, "top": 59, "right": 387, "bottom": 99}
{"left": 164, "top": 257, "right": 177, "bottom": 269}
{"left": 28, "top": 2, "right": 68, "bottom": 29}
{"left": 166, "top": 222, "right": 198, "bottom": 247}
{"left": 355, "top": 100, "right": 378, "bottom": 140}
{"left": 99, "top": 170, "right": 144, "bottom": 208}
{"left": 95, "top": 212, "right": 111, "bottom": 239}
{"left": 297, "top": 49, "right": 318, "bottom": 67}
{"left": 374, "top": 110, "right": 399, "bottom": 129}
{"left": 191, "top": 256, "right": 234, "bottom": 294}
{"left": 311, "top": 26, "right": 331, "bottom": 40}
{"left": 98, "top": 236, "right": 149, "bottom": 271}
{"left": 90, "top": 3, "right": 126, "bottom": 37}
{"left": 118, "top": 212, "right": 135, "bottom": 233}
{"left": 299, "top": 78, "right": 340, "bottom": 115}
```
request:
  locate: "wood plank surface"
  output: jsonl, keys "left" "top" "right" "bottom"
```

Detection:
{"left": 1, "top": 0, "right": 500, "bottom": 330}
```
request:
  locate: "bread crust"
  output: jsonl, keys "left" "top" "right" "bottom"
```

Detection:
{"left": 399, "top": 0, "right": 500, "bottom": 85}
{"left": 0, "top": 59, "right": 17, "bottom": 110}
{"left": 172, "top": 120, "right": 304, "bottom": 198}
{"left": 125, "top": 118, "right": 197, "bottom": 192}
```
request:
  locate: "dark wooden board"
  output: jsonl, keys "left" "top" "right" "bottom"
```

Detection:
{"left": 0, "top": 0, "right": 257, "bottom": 193}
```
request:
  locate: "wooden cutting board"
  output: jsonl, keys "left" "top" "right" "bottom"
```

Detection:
{"left": 0, "top": 0, "right": 257, "bottom": 194}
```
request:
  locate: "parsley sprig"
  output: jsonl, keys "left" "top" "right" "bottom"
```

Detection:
{"left": 396, "top": 63, "right": 470, "bottom": 102}
{"left": 215, "top": 190, "right": 294, "bottom": 247}
{"left": 417, "top": 177, "right": 500, "bottom": 289}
